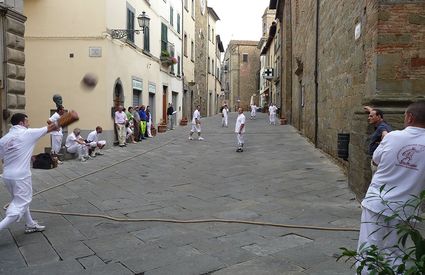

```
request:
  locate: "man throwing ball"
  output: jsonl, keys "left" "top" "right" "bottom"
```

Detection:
{"left": 0, "top": 113, "right": 59, "bottom": 233}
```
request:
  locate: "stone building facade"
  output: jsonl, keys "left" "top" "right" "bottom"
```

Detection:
{"left": 223, "top": 41, "right": 260, "bottom": 112}
{"left": 0, "top": 1, "right": 25, "bottom": 137}
{"left": 271, "top": 0, "right": 425, "bottom": 199}
{"left": 194, "top": 0, "right": 208, "bottom": 116}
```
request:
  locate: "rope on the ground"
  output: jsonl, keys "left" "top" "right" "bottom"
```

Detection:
{"left": 4, "top": 139, "right": 360, "bottom": 233}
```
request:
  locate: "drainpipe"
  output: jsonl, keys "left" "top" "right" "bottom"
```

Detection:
{"left": 181, "top": 0, "right": 185, "bottom": 118}
{"left": 314, "top": 0, "right": 320, "bottom": 147}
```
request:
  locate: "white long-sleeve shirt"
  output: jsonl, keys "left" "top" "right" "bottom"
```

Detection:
{"left": 0, "top": 125, "right": 48, "bottom": 179}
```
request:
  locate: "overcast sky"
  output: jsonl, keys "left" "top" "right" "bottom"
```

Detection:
{"left": 208, "top": 0, "right": 270, "bottom": 50}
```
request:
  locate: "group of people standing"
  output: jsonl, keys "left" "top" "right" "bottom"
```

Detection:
{"left": 114, "top": 105, "right": 154, "bottom": 147}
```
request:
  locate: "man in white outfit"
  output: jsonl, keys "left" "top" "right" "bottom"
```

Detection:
{"left": 86, "top": 126, "right": 106, "bottom": 157}
{"left": 357, "top": 101, "right": 425, "bottom": 272}
{"left": 269, "top": 103, "right": 277, "bottom": 125}
{"left": 66, "top": 128, "right": 89, "bottom": 162}
{"left": 221, "top": 104, "right": 228, "bottom": 127}
{"left": 0, "top": 113, "right": 58, "bottom": 233}
{"left": 47, "top": 105, "right": 65, "bottom": 164}
{"left": 235, "top": 107, "right": 246, "bottom": 152}
{"left": 250, "top": 104, "right": 257, "bottom": 120}
{"left": 189, "top": 105, "right": 204, "bottom": 141}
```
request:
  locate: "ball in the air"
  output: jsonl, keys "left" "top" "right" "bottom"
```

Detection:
{"left": 81, "top": 73, "right": 98, "bottom": 90}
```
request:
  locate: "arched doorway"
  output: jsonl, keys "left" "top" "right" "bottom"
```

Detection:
{"left": 112, "top": 79, "right": 124, "bottom": 145}
{"left": 113, "top": 79, "right": 124, "bottom": 111}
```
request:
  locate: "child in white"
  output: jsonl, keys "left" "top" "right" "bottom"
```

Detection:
{"left": 250, "top": 104, "right": 257, "bottom": 119}
{"left": 65, "top": 128, "right": 89, "bottom": 162}
{"left": 189, "top": 105, "right": 204, "bottom": 140}
{"left": 235, "top": 107, "right": 246, "bottom": 152}
{"left": 222, "top": 105, "right": 228, "bottom": 127}
{"left": 269, "top": 103, "right": 277, "bottom": 125}
{"left": 86, "top": 126, "right": 106, "bottom": 157}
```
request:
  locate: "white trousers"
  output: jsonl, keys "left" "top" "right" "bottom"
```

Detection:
{"left": 66, "top": 144, "right": 88, "bottom": 159}
{"left": 0, "top": 177, "right": 35, "bottom": 230}
{"left": 89, "top": 140, "right": 106, "bottom": 149}
{"left": 222, "top": 116, "right": 228, "bottom": 127}
{"left": 116, "top": 124, "right": 126, "bottom": 145}
{"left": 269, "top": 113, "right": 276, "bottom": 124}
{"left": 357, "top": 207, "right": 402, "bottom": 273}
{"left": 51, "top": 134, "right": 63, "bottom": 154}
{"left": 191, "top": 124, "right": 201, "bottom": 133}
{"left": 147, "top": 122, "right": 152, "bottom": 137}
{"left": 236, "top": 133, "right": 244, "bottom": 147}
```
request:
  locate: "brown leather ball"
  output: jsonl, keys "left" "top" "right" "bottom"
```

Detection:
{"left": 81, "top": 73, "right": 98, "bottom": 89}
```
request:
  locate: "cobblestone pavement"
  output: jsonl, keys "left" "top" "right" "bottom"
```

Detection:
{"left": 0, "top": 112, "right": 361, "bottom": 274}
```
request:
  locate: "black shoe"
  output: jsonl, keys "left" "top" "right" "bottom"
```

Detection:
{"left": 236, "top": 148, "right": 242, "bottom": 152}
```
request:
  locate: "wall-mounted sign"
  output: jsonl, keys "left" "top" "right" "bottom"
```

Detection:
{"left": 132, "top": 79, "right": 143, "bottom": 91}
{"left": 89, "top": 47, "right": 102, "bottom": 57}
{"left": 148, "top": 83, "right": 156, "bottom": 94}
{"left": 263, "top": 68, "right": 274, "bottom": 80}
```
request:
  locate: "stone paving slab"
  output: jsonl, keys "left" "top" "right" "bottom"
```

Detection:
{"left": 0, "top": 112, "right": 361, "bottom": 274}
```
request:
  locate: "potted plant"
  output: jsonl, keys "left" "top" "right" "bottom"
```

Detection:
{"left": 180, "top": 117, "right": 188, "bottom": 126}
{"left": 157, "top": 119, "right": 167, "bottom": 133}
{"left": 160, "top": 50, "right": 176, "bottom": 67}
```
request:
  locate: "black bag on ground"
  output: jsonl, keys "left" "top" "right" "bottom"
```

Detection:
{"left": 33, "top": 153, "right": 54, "bottom": 169}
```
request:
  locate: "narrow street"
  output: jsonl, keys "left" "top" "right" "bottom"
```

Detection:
{"left": 0, "top": 112, "right": 361, "bottom": 274}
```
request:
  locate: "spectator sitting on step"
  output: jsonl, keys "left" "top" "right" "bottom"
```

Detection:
{"left": 86, "top": 126, "right": 106, "bottom": 157}
{"left": 65, "top": 128, "right": 90, "bottom": 162}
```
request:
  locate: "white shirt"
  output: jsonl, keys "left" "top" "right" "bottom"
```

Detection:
{"left": 192, "top": 110, "right": 201, "bottom": 124}
{"left": 87, "top": 130, "right": 98, "bottom": 143}
{"left": 114, "top": 111, "right": 127, "bottom": 124}
{"left": 49, "top": 112, "right": 63, "bottom": 136}
{"left": 65, "top": 132, "right": 83, "bottom": 148}
{"left": 269, "top": 105, "right": 277, "bottom": 115}
{"left": 362, "top": 126, "right": 425, "bottom": 219}
{"left": 0, "top": 125, "right": 48, "bottom": 179}
{"left": 251, "top": 105, "right": 257, "bottom": 112}
{"left": 235, "top": 113, "right": 246, "bottom": 133}
{"left": 222, "top": 108, "right": 228, "bottom": 118}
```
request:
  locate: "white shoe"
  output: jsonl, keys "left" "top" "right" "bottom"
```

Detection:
{"left": 198, "top": 137, "right": 204, "bottom": 141}
{"left": 90, "top": 152, "right": 96, "bottom": 158}
{"left": 188, "top": 136, "right": 193, "bottom": 140}
{"left": 80, "top": 157, "right": 87, "bottom": 162}
{"left": 25, "top": 221, "right": 45, "bottom": 234}
{"left": 95, "top": 151, "right": 104, "bottom": 156}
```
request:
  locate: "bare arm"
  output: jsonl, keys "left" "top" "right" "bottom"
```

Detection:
{"left": 363, "top": 105, "right": 373, "bottom": 113}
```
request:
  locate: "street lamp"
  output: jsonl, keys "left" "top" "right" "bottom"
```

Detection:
{"left": 110, "top": 11, "right": 150, "bottom": 39}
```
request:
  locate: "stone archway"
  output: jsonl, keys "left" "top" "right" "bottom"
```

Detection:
{"left": 112, "top": 79, "right": 124, "bottom": 145}
{"left": 113, "top": 79, "right": 124, "bottom": 111}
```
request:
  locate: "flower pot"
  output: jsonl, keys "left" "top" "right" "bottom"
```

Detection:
{"left": 280, "top": 118, "right": 287, "bottom": 125}
{"left": 180, "top": 118, "right": 188, "bottom": 126}
{"left": 158, "top": 124, "right": 167, "bottom": 133}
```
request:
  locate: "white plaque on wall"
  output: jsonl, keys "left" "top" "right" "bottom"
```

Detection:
{"left": 89, "top": 47, "right": 102, "bottom": 57}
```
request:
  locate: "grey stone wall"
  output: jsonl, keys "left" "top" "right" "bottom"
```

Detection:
{"left": 278, "top": 0, "right": 425, "bottom": 199}
{"left": 194, "top": 0, "right": 208, "bottom": 116}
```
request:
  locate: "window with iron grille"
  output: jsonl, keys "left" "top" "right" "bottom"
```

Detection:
{"left": 177, "top": 13, "right": 181, "bottom": 33}
{"left": 177, "top": 56, "right": 181, "bottom": 76}
{"left": 242, "top": 53, "right": 248, "bottom": 63}
{"left": 161, "top": 23, "right": 168, "bottom": 52}
{"left": 144, "top": 26, "right": 150, "bottom": 52}
{"left": 184, "top": 33, "right": 188, "bottom": 57}
{"left": 170, "top": 6, "right": 174, "bottom": 26}
{"left": 127, "top": 8, "right": 135, "bottom": 43}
